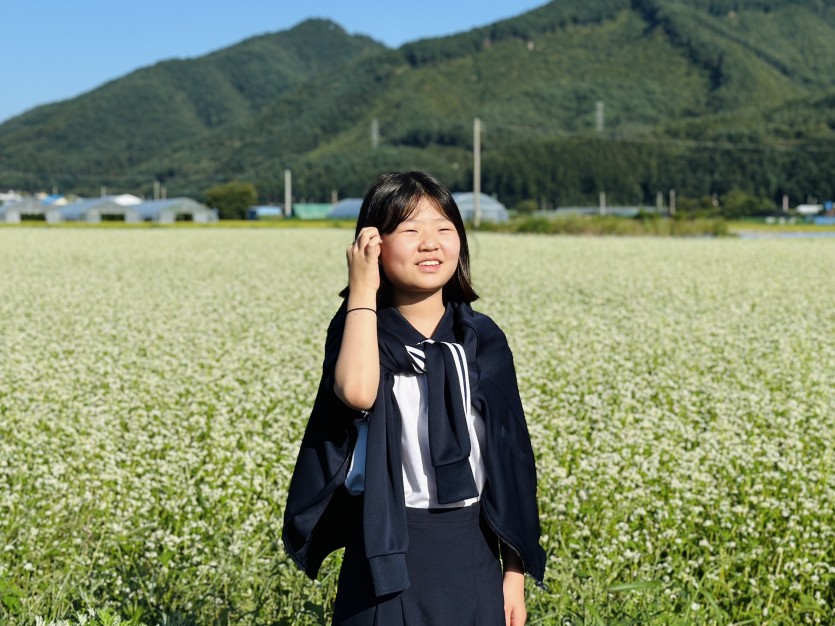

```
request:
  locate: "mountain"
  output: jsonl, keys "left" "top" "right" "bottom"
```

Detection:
{"left": 2, "top": 0, "right": 834, "bottom": 207}
{"left": 0, "top": 20, "right": 384, "bottom": 187}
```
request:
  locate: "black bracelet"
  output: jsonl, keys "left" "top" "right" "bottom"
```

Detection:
{"left": 346, "top": 307, "right": 377, "bottom": 314}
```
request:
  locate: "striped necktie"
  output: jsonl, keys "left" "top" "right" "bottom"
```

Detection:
{"left": 405, "top": 339, "right": 478, "bottom": 504}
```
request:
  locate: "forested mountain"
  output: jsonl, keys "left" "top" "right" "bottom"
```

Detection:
{"left": 2, "top": 0, "right": 834, "bottom": 207}
{"left": 0, "top": 20, "right": 384, "bottom": 188}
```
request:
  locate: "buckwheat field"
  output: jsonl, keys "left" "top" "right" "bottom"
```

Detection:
{"left": 1, "top": 229, "right": 833, "bottom": 626}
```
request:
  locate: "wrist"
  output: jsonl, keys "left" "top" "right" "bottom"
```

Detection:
{"left": 501, "top": 545, "right": 524, "bottom": 575}
{"left": 347, "top": 288, "right": 377, "bottom": 310}
{"left": 503, "top": 569, "right": 525, "bottom": 583}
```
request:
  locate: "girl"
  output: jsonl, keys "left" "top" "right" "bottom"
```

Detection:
{"left": 283, "top": 171, "right": 545, "bottom": 625}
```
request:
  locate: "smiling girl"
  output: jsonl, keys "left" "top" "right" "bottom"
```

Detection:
{"left": 283, "top": 171, "right": 545, "bottom": 625}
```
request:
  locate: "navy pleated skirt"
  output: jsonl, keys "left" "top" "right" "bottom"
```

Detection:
{"left": 332, "top": 502, "right": 504, "bottom": 626}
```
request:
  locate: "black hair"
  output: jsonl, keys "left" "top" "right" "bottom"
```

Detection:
{"left": 340, "top": 171, "right": 478, "bottom": 306}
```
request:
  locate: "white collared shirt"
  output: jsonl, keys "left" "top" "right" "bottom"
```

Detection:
{"left": 393, "top": 372, "right": 486, "bottom": 508}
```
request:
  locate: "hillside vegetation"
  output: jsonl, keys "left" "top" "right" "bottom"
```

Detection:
{"left": 1, "top": 0, "right": 834, "bottom": 207}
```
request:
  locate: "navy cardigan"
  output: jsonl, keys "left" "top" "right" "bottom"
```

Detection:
{"left": 282, "top": 303, "right": 546, "bottom": 589}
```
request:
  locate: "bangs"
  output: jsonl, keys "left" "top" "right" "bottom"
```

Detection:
{"left": 377, "top": 193, "right": 424, "bottom": 235}
{"left": 380, "top": 195, "right": 457, "bottom": 233}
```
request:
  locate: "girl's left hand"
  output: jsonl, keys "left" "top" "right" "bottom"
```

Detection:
{"left": 503, "top": 570, "right": 527, "bottom": 626}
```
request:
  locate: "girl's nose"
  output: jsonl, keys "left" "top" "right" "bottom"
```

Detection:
{"left": 418, "top": 235, "right": 439, "bottom": 250}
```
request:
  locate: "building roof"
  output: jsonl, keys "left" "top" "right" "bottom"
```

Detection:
{"left": 59, "top": 198, "right": 129, "bottom": 220}
{"left": 41, "top": 194, "right": 69, "bottom": 206}
{"left": 452, "top": 192, "right": 509, "bottom": 223}
{"left": 328, "top": 198, "right": 363, "bottom": 219}
{"left": 0, "top": 196, "right": 63, "bottom": 215}
{"left": 0, "top": 197, "right": 55, "bottom": 215}
{"left": 104, "top": 194, "right": 142, "bottom": 206}
{"left": 133, "top": 197, "right": 210, "bottom": 219}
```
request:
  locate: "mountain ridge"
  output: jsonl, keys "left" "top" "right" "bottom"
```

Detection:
{"left": 2, "top": 1, "right": 834, "bottom": 206}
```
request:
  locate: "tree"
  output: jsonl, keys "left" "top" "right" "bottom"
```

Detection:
{"left": 204, "top": 181, "right": 257, "bottom": 220}
{"left": 719, "top": 189, "right": 776, "bottom": 219}
{"left": 515, "top": 199, "right": 538, "bottom": 214}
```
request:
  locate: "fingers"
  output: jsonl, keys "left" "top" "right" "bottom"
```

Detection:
{"left": 505, "top": 606, "right": 526, "bottom": 626}
{"left": 349, "top": 227, "right": 381, "bottom": 259}
{"left": 345, "top": 228, "right": 382, "bottom": 293}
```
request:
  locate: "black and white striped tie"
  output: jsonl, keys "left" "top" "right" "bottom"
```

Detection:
{"left": 405, "top": 340, "right": 478, "bottom": 504}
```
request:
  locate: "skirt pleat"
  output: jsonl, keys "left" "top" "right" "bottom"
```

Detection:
{"left": 332, "top": 502, "right": 504, "bottom": 626}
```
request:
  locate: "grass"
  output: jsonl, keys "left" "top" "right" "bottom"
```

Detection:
{"left": 478, "top": 214, "right": 730, "bottom": 237}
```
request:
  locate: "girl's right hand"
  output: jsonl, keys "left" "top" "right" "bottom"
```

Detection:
{"left": 346, "top": 227, "right": 382, "bottom": 294}
{"left": 336, "top": 227, "right": 382, "bottom": 410}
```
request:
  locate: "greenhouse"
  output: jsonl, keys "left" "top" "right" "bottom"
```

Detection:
{"left": 103, "top": 193, "right": 143, "bottom": 207}
{"left": 59, "top": 198, "right": 142, "bottom": 223}
{"left": 328, "top": 198, "right": 363, "bottom": 220}
{"left": 134, "top": 198, "right": 218, "bottom": 223}
{"left": 452, "top": 192, "right": 509, "bottom": 223}
{"left": 0, "top": 197, "right": 62, "bottom": 223}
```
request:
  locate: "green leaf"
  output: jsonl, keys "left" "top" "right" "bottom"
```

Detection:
{"left": 607, "top": 580, "right": 662, "bottom": 593}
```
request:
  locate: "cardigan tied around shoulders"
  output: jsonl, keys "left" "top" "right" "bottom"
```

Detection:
{"left": 282, "top": 301, "right": 546, "bottom": 595}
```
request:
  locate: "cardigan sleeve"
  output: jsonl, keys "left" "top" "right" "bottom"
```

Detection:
{"left": 282, "top": 305, "right": 364, "bottom": 578}
{"left": 470, "top": 313, "right": 547, "bottom": 586}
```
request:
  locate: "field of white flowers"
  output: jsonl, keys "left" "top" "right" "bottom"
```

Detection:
{"left": 1, "top": 229, "right": 833, "bottom": 626}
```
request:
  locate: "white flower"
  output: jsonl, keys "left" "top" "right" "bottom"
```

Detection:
{"left": 3, "top": 230, "right": 834, "bottom": 625}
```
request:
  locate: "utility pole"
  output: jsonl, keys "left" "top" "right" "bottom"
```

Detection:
{"left": 284, "top": 169, "right": 292, "bottom": 217}
{"left": 100, "top": 186, "right": 107, "bottom": 198}
{"left": 153, "top": 180, "right": 160, "bottom": 200}
{"left": 599, "top": 191, "right": 606, "bottom": 216}
{"left": 473, "top": 117, "right": 482, "bottom": 228}
{"left": 371, "top": 118, "right": 379, "bottom": 150}
{"left": 595, "top": 101, "right": 605, "bottom": 133}
{"left": 331, "top": 189, "right": 338, "bottom": 205}
{"left": 656, "top": 191, "right": 663, "bottom": 214}
{"left": 669, "top": 189, "right": 676, "bottom": 216}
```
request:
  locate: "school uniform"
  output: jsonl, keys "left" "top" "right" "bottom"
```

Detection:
{"left": 283, "top": 301, "right": 546, "bottom": 625}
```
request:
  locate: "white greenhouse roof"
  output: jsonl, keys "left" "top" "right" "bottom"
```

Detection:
{"left": 59, "top": 198, "right": 129, "bottom": 220}
{"left": 104, "top": 194, "right": 142, "bottom": 206}
{"left": 0, "top": 197, "right": 44, "bottom": 214}
{"left": 452, "top": 192, "right": 509, "bottom": 223}
{"left": 133, "top": 197, "right": 211, "bottom": 219}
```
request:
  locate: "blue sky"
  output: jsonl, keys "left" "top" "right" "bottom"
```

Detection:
{"left": 3, "top": 0, "right": 548, "bottom": 124}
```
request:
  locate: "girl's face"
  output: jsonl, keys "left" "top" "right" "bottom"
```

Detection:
{"left": 380, "top": 197, "right": 460, "bottom": 304}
